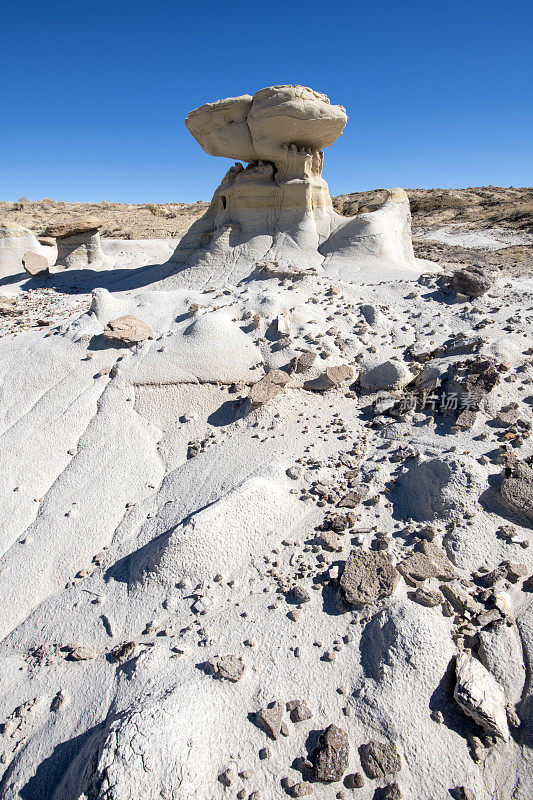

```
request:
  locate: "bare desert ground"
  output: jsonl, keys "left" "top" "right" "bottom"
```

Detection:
{"left": 2, "top": 186, "right": 532, "bottom": 276}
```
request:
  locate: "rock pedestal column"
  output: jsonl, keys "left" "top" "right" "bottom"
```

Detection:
{"left": 44, "top": 216, "right": 106, "bottom": 269}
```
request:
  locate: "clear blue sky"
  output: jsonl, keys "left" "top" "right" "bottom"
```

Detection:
{"left": 1, "top": 0, "right": 531, "bottom": 202}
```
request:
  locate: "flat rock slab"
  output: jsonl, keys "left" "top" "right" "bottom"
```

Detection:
{"left": 397, "top": 552, "right": 438, "bottom": 585}
{"left": 44, "top": 215, "right": 104, "bottom": 238}
{"left": 312, "top": 724, "right": 349, "bottom": 782}
{"left": 339, "top": 550, "right": 399, "bottom": 606}
{"left": 249, "top": 369, "right": 290, "bottom": 407}
{"left": 359, "top": 740, "right": 402, "bottom": 778}
{"left": 418, "top": 540, "right": 457, "bottom": 579}
{"left": 304, "top": 364, "right": 354, "bottom": 392}
{"left": 103, "top": 315, "right": 154, "bottom": 345}
{"left": 22, "top": 250, "right": 48, "bottom": 276}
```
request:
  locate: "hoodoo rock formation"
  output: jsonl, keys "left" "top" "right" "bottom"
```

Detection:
{"left": 45, "top": 216, "right": 107, "bottom": 269}
{"left": 167, "top": 85, "right": 420, "bottom": 286}
{"left": 185, "top": 84, "right": 347, "bottom": 216}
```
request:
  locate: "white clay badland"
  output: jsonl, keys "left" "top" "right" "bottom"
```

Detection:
{"left": 0, "top": 86, "right": 531, "bottom": 800}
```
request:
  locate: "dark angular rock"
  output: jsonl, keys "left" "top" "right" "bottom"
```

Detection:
{"left": 453, "top": 787, "right": 476, "bottom": 800}
{"left": 499, "top": 459, "right": 533, "bottom": 521}
{"left": 109, "top": 641, "right": 136, "bottom": 663}
{"left": 312, "top": 724, "right": 349, "bottom": 782}
{"left": 256, "top": 700, "right": 284, "bottom": 739}
{"left": 381, "top": 784, "right": 402, "bottom": 800}
{"left": 359, "top": 740, "right": 402, "bottom": 778}
{"left": 450, "top": 266, "right": 493, "bottom": 297}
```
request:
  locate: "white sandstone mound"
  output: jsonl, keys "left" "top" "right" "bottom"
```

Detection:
{"left": 393, "top": 454, "right": 486, "bottom": 522}
{"left": 0, "top": 223, "right": 55, "bottom": 277}
{"left": 141, "top": 473, "right": 305, "bottom": 588}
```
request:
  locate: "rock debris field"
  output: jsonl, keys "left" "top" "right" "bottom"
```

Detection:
{"left": 0, "top": 85, "right": 532, "bottom": 800}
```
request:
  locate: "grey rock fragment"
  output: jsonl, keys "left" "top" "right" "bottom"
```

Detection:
{"left": 359, "top": 740, "right": 401, "bottom": 778}
{"left": 499, "top": 459, "right": 533, "bottom": 521}
{"left": 50, "top": 691, "right": 66, "bottom": 711}
{"left": 249, "top": 369, "right": 290, "bottom": 407}
{"left": 290, "top": 782, "right": 314, "bottom": 796}
{"left": 304, "top": 364, "right": 354, "bottom": 392}
{"left": 286, "top": 466, "right": 302, "bottom": 480}
{"left": 66, "top": 645, "right": 96, "bottom": 661}
{"left": 440, "top": 582, "right": 483, "bottom": 616}
{"left": 382, "top": 784, "right": 402, "bottom": 800}
{"left": 450, "top": 266, "right": 493, "bottom": 297}
{"left": 292, "top": 586, "right": 311, "bottom": 604}
{"left": 337, "top": 489, "right": 366, "bottom": 508}
{"left": 317, "top": 530, "right": 342, "bottom": 552}
{"left": 418, "top": 541, "right": 456, "bottom": 580}
{"left": 339, "top": 550, "right": 399, "bottom": 607}
{"left": 291, "top": 351, "right": 317, "bottom": 373}
{"left": 453, "top": 787, "right": 476, "bottom": 800}
{"left": 256, "top": 700, "right": 284, "bottom": 739}
{"left": 453, "top": 652, "right": 509, "bottom": 741}
{"left": 205, "top": 654, "right": 244, "bottom": 682}
{"left": 109, "top": 641, "right": 136, "bottom": 663}
{"left": 397, "top": 552, "right": 438, "bottom": 585}
{"left": 103, "top": 315, "right": 153, "bottom": 345}
{"left": 412, "top": 587, "right": 442, "bottom": 607}
{"left": 287, "top": 700, "right": 313, "bottom": 722}
{"left": 454, "top": 409, "right": 478, "bottom": 430}
{"left": 218, "top": 767, "right": 236, "bottom": 786}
